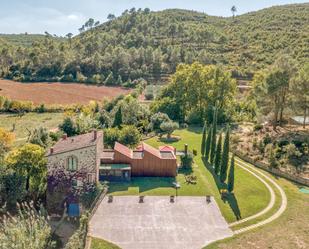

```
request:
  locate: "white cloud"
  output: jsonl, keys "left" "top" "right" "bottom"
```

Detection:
{"left": 67, "top": 14, "right": 79, "bottom": 20}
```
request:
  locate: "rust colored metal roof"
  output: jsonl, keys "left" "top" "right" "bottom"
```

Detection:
{"left": 142, "top": 142, "right": 161, "bottom": 158}
{"left": 47, "top": 131, "right": 102, "bottom": 156}
{"left": 159, "top": 145, "right": 175, "bottom": 152}
{"left": 114, "top": 142, "right": 133, "bottom": 158}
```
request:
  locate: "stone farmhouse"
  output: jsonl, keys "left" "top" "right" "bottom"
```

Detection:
{"left": 46, "top": 130, "right": 177, "bottom": 213}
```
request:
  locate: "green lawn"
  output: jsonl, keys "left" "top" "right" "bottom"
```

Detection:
{"left": 205, "top": 176, "right": 309, "bottom": 249}
{"left": 0, "top": 112, "right": 64, "bottom": 146}
{"left": 90, "top": 237, "right": 121, "bottom": 249}
{"left": 107, "top": 127, "right": 270, "bottom": 223}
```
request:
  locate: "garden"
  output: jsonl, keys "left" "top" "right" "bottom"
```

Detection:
{"left": 107, "top": 127, "right": 271, "bottom": 223}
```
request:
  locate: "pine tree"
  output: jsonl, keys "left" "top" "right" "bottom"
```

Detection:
{"left": 214, "top": 133, "right": 222, "bottom": 175}
{"left": 201, "top": 122, "right": 207, "bottom": 156}
{"left": 228, "top": 155, "right": 235, "bottom": 192}
{"left": 205, "top": 124, "right": 212, "bottom": 161}
{"left": 220, "top": 127, "right": 230, "bottom": 183}
{"left": 210, "top": 107, "right": 217, "bottom": 164}
{"left": 113, "top": 106, "right": 122, "bottom": 127}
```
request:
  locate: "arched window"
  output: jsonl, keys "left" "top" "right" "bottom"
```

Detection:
{"left": 67, "top": 156, "right": 78, "bottom": 171}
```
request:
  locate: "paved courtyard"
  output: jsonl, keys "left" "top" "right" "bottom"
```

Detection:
{"left": 89, "top": 196, "right": 233, "bottom": 249}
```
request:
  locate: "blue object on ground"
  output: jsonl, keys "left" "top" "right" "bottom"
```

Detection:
{"left": 299, "top": 188, "right": 309, "bottom": 194}
{"left": 68, "top": 203, "right": 80, "bottom": 217}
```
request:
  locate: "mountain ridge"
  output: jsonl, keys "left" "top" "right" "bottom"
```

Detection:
{"left": 0, "top": 3, "right": 308, "bottom": 84}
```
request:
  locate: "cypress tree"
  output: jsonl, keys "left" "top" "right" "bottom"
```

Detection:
{"left": 201, "top": 122, "right": 207, "bottom": 156}
{"left": 210, "top": 107, "right": 217, "bottom": 164}
{"left": 214, "top": 133, "right": 222, "bottom": 175}
{"left": 204, "top": 124, "right": 212, "bottom": 161}
{"left": 113, "top": 106, "right": 122, "bottom": 127}
{"left": 228, "top": 155, "right": 235, "bottom": 192}
{"left": 220, "top": 127, "right": 230, "bottom": 183}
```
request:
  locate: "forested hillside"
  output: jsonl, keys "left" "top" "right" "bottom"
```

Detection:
{"left": 0, "top": 3, "right": 308, "bottom": 85}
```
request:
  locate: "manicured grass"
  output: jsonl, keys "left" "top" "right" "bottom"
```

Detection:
{"left": 107, "top": 127, "right": 270, "bottom": 223}
{"left": 0, "top": 112, "right": 64, "bottom": 145}
{"left": 205, "top": 176, "right": 309, "bottom": 249}
{"left": 90, "top": 237, "right": 121, "bottom": 249}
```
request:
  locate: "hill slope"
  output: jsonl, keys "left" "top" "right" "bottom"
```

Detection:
{"left": 0, "top": 3, "right": 308, "bottom": 84}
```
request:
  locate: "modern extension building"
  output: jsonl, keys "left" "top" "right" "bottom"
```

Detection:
{"left": 46, "top": 130, "right": 177, "bottom": 213}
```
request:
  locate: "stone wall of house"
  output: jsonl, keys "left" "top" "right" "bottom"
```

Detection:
{"left": 47, "top": 145, "right": 97, "bottom": 176}
{"left": 95, "top": 133, "right": 104, "bottom": 181}
{"left": 47, "top": 145, "right": 97, "bottom": 214}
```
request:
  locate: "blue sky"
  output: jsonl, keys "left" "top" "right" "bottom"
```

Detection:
{"left": 0, "top": 0, "right": 307, "bottom": 36}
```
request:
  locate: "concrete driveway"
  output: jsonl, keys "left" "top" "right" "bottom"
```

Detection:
{"left": 89, "top": 196, "right": 233, "bottom": 249}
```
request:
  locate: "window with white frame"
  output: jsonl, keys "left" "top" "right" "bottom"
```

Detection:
{"left": 67, "top": 156, "right": 78, "bottom": 171}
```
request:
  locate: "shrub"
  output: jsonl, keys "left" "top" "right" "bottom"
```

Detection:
{"left": 28, "top": 127, "right": 50, "bottom": 148}
{"left": 119, "top": 125, "right": 141, "bottom": 148}
{"left": 0, "top": 203, "right": 55, "bottom": 249}
{"left": 186, "top": 109, "right": 203, "bottom": 125}
{"left": 104, "top": 128, "right": 120, "bottom": 148}
{"left": 192, "top": 149, "right": 197, "bottom": 156}
{"left": 263, "top": 133, "right": 272, "bottom": 145}
{"left": 0, "top": 171, "right": 26, "bottom": 208}
{"left": 36, "top": 104, "right": 46, "bottom": 113}
{"left": 253, "top": 123, "right": 263, "bottom": 131}
{"left": 145, "top": 92, "right": 154, "bottom": 100}
{"left": 284, "top": 143, "right": 302, "bottom": 159}
{"left": 180, "top": 152, "right": 194, "bottom": 169}
{"left": 49, "top": 131, "right": 63, "bottom": 142}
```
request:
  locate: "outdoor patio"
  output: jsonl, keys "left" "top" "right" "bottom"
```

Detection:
{"left": 88, "top": 196, "right": 233, "bottom": 249}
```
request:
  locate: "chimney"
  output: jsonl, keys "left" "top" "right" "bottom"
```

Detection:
{"left": 50, "top": 147, "right": 54, "bottom": 154}
{"left": 62, "top": 134, "right": 67, "bottom": 140}
{"left": 93, "top": 130, "right": 97, "bottom": 140}
{"left": 184, "top": 144, "right": 188, "bottom": 155}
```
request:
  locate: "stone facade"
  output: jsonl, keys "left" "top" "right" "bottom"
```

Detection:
{"left": 46, "top": 131, "right": 103, "bottom": 214}
{"left": 47, "top": 145, "right": 97, "bottom": 183}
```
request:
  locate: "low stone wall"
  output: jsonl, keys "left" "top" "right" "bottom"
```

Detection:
{"left": 232, "top": 149, "right": 309, "bottom": 187}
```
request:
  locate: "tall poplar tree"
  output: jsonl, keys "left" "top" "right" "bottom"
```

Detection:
{"left": 220, "top": 127, "right": 230, "bottom": 183}
{"left": 214, "top": 133, "right": 222, "bottom": 175}
{"left": 201, "top": 122, "right": 207, "bottom": 156}
{"left": 228, "top": 155, "right": 235, "bottom": 192}
{"left": 210, "top": 107, "right": 217, "bottom": 164}
{"left": 204, "top": 124, "right": 212, "bottom": 161}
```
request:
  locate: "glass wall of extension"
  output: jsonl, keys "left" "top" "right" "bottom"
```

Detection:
{"left": 99, "top": 164, "right": 131, "bottom": 181}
